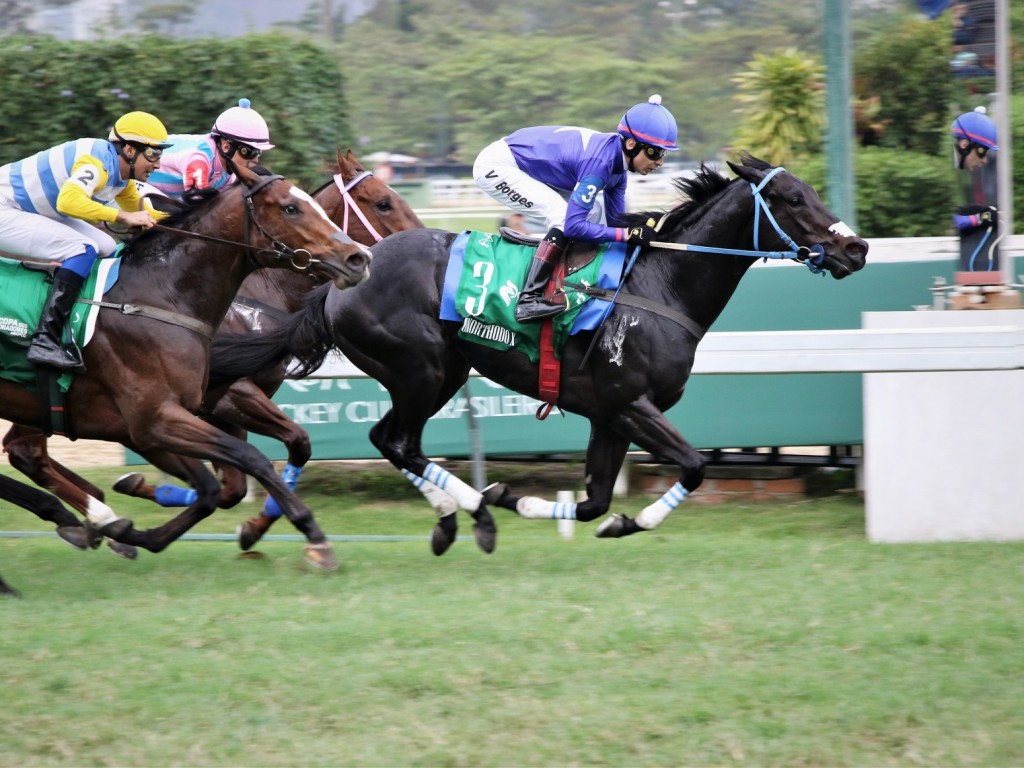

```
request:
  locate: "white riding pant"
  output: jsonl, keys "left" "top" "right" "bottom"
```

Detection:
{"left": 0, "top": 201, "right": 118, "bottom": 261}
{"left": 473, "top": 139, "right": 606, "bottom": 232}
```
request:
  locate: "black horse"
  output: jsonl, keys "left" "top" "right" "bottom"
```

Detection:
{"left": 210, "top": 155, "right": 868, "bottom": 554}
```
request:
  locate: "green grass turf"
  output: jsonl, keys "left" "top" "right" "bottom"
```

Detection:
{"left": 2, "top": 463, "right": 1023, "bottom": 766}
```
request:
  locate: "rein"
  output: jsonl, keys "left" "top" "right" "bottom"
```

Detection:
{"left": 574, "top": 167, "right": 821, "bottom": 369}
{"left": 333, "top": 170, "right": 386, "bottom": 243}
{"left": 152, "top": 174, "right": 313, "bottom": 272}
{"left": 91, "top": 174, "right": 312, "bottom": 340}
{"left": 649, "top": 167, "right": 828, "bottom": 275}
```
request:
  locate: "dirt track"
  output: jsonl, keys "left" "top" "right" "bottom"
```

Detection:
{"left": 0, "top": 419, "right": 124, "bottom": 469}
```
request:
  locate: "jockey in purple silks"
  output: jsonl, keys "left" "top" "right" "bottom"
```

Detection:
{"left": 473, "top": 94, "right": 679, "bottom": 322}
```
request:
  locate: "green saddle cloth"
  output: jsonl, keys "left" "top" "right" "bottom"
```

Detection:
{"left": 453, "top": 232, "right": 610, "bottom": 363}
{"left": 0, "top": 257, "right": 110, "bottom": 392}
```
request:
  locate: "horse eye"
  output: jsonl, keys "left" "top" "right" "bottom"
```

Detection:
{"left": 375, "top": 200, "right": 394, "bottom": 213}
{"left": 283, "top": 203, "right": 300, "bottom": 215}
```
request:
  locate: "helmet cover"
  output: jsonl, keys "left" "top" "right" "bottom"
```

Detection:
{"left": 211, "top": 98, "right": 275, "bottom": 150}
{"left": 951, "top": 107, "right": 998, "bottom": 150}
{"left": 617, "top": 94, "right": 679, "bottom": 151}
{"left": 108, "top": 111, "right": 173, "bottom": 148}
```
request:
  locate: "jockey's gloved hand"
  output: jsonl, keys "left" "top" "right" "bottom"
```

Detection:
{"left": 625, "top": 224, "right": 657, "bottom": 247}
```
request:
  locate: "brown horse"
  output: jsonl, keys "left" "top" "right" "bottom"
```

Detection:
{"left": 0, "top": 162, "right": 370, "bottom": 568}
{"left": 3, "top": 150, "right": 421, "bottom": 564}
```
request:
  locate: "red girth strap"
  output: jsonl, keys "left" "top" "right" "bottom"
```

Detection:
{"left": 535, "top": 260, "right": 566, "bottom": 420}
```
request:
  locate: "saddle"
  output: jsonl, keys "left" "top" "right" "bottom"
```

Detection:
{"left": 498, "top": 228, "right": 600, "bottom": 274}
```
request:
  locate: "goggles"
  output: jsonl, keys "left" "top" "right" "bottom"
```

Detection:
{"left": 132, "top": 143, "right": 163, "bottom": 162}
{"left": 642, "top": 144, "right": 667, "bottom": 161}
{"left": 235, "top": 144, "right": 262, "bottom": 160}
{"left": 974, "top": 145, "right": 990, "bottom": 158}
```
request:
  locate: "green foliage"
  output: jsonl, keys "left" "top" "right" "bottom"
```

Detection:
{"left": 795, "top": 147, "right": 955, "bottom": 238}
{"left": 731, "top": 48, "right": 825, "bottom": 166}
{"left": 855, "top": 14, "right": 953, "bottom": 154}
{"left": 0, "top": 34, "right": 351, "bottom": 186}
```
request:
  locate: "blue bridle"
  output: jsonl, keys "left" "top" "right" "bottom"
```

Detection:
{"left": 647, "top": 166, "right": 829, "bottom": 275}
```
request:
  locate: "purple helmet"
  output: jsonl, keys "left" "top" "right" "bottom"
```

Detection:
{"left": 617, "top": 94, "right": 679, "bottom": 151}
{"left": 951, "top": 107, "right": 998, "bottom": 150}
{"left": 211, "top": 98, "right": 275, "bottom": 151}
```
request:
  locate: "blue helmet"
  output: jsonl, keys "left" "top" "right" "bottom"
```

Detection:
{"left": 951, "top": 107, "right": 998, "bottom": 150}
{"left": 617, "top": 94, "right": 679, "bottom": 151}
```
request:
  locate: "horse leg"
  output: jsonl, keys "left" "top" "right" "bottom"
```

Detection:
{"left": 4, "top": 426, "right": 108, "bottom": 500}
{"left": 2, "top": 425, "right": 131, "bottom": 554}
{"left": 0, "top": 573, "right": 19, "bottom": 598}
{"left": 483, "top": 423, "right": 630, "bottom": 525}
{"left": 103, "top": 449, "right": 224, "bottom": 553}
{"left": 369, "top": 381, "right": 495, "bottom": 556}
{"left": 113, "top": 406, "right": 336, "bottom": 570}
{"left": 593, "top": 396, "right": 705, "bottom": 538}
{"left": 110, "top": 417, "right": 251, "bottom": 511}
{"left": 206, "top": 379, "right": 313, "bottom": 549}
{"left": 0, "top": 472, "right": 94, "bottom": 553}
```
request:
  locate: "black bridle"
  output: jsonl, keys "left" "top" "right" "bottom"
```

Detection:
{"left": 153, "top": 173, "right": 313, "bottom": 271}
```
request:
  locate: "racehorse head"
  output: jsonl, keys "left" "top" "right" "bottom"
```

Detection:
{"left": 230, "top": 162, "right": 372, "bottom": 289}
{"left": 312, "top": 149, "right": 425, "bottom": 245}
{"left": 726, "top": 154, "right": 868, "bottom": 279}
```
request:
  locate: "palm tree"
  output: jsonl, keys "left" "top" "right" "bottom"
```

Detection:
{"left": 731, "top": 47, "right": 825, "bottom": 166}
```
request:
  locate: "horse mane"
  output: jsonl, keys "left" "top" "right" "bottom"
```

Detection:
{"left": 622, "top": 152, "right": 771, "bottom": 237}
{"left": 121, "top": 165, "right": 279, "bottom": 261}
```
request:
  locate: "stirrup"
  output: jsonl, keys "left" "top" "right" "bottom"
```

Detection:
{"left": 514, "top": 295, "right": 568, "bottom": 323}
{"left": 27, "top": 340, "right": 85, "bottom": 373}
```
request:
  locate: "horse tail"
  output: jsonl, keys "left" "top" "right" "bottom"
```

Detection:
{"left": 207, "top": 283, "right": 336, "bottom": 388}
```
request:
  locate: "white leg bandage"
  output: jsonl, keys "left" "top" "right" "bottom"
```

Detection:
{"left": 401, "top": 469, "right": 459, "bottom": 518}
{"left": 515, "top": 496, "right": 577, "bottom": 520}
{"left": 419, "top": 463, "right": 483, "bottom": 513}
{"left": 635, "top": 482, "right": 688, "bottom": 530}
{"left": 85, "top": 496, "right": 121, "bottom": 527}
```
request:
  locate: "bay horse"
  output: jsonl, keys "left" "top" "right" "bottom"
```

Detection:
{"left": 3, "top": 150, "right": 421, "bottom": 564}
{"left": 0, "top": 162, "right": 370, "bottom": 568}
{"left": 209, "top": 155, "right": 867, "bottom": 555}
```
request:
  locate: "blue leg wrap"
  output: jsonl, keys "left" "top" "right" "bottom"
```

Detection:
{"left": 154, "top": 484, "right": 198, "bottom": 507}
{"left": 263, "top": 463, "right": 303, "bottom": 519}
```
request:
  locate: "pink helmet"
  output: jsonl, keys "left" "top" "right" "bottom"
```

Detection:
{"left": 211, "top": 98, "right": 275, "bottom": 151}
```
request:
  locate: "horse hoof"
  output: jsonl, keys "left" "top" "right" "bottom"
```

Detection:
{"left": 82, "top": 521, "right": 105, "bottom": 549}
{"left": 595, "top": 514, "right": 641, "bottom": 539}
{"left": 596, "top": 514, "right": 625, "bottom": 538}
{"left": 56, "top": 525, "right": 91, "bottom": 551}
{"left": 481, "top": 482, "right": 510, "bottom": 506}
{"left": 430, "top": 514, "right": 458, "bottom": 556}
{"left": 471, "top": 507, "right": 497, "bottom": 554}
{"left": 106, "top": 539, "right": 139, "bottom": 560}
{"left": 98, "top": 518, "right": 134, "bottom": 540}
{"left": 304, "top": 542, "right": 338, "bottom": 571}
{"left": 237, "top": 515, "right": 273, "bottom": 551}
{"left": 112, "top": 472, "right": 145, "bottom": 496}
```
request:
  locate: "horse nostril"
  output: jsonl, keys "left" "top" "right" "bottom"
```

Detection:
{"left": 346, "top": 253, "right": 367, "bottom": 272}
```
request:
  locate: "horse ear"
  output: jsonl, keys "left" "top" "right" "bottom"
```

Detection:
{"left": 727, "top": 160, "right": 763, "bottom": 185}
{"left": 336, "top": 148, "right": 346, "bottom": 168}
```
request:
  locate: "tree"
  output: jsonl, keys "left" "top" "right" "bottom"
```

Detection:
{"left": 730, "top": 48, "right": 825, "bottom": 166}
{"left": 855, "top": 14, "right": 951, "bottom": 155}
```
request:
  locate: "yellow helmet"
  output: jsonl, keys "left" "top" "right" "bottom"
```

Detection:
{"left": 108, "top": 111, "right": 173, "bottom": 148}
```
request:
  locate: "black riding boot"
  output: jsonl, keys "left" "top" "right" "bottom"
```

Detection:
{"left": 27, "top": 269, "right": 86, "bottom": 373}
{"left": 514, "top": 228, "right": 568, "bottom": 323}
